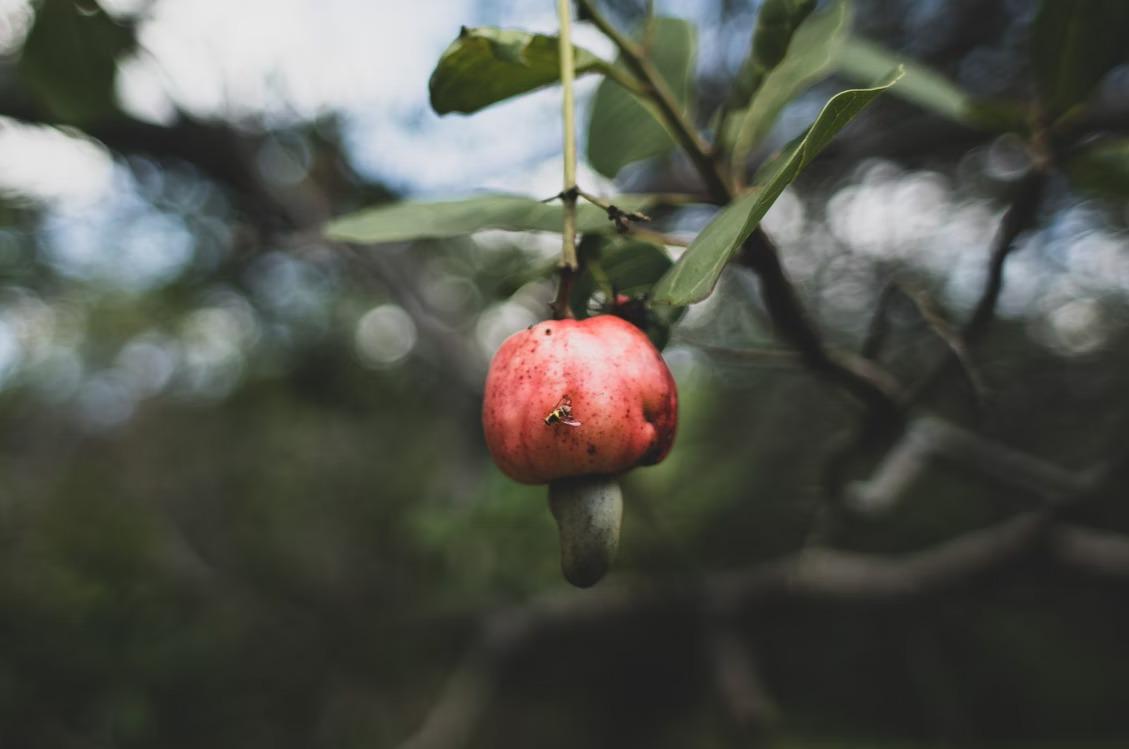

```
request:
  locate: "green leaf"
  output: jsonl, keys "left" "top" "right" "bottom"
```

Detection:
{"left": 836, "top": 36, "right": 1025, "bottom": 131}
{"left": 751, "top": 0, "right": 818, "bottom": 71}
{"left": 586, "top": 17, "right": 697, "bottom": 178}
{"left": 18, "top": 1, "right": 136, "bottom": 124}
{"left": 729, "top": 0, "right": 817, "bottom": 108}
{"left": 324, "top": 194, "right": 655, "bottom": 244}
{"left": 654, "top": 70, "right": 903, "bottom": 306}
{"left": 725, "top": 0, "right": 851, "bottom": 174}
{"left": 570, "top": 236, "right": 681, "bottom": 348}
{"left": 597, "top": 239, "right": 673, "bottom": 297}
{"left": 1031, "top": 0, "right": 1129, "bottom": 117}
{"left": 1066, "top": 139, "right": 1129, "bottom": 197}
{"left": 571, "top": 237, "right": 673, "bottom": 317}
{"left": 429, "top": 27, "right": 606, "bottom": 115}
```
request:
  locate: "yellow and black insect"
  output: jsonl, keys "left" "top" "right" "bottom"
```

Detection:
{"left": 544, "top": 394, "right": 582, "bottom": 427}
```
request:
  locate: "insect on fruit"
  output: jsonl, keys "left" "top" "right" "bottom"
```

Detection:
{"left": 544, "top": 394, "right": 581, "bottom": 427}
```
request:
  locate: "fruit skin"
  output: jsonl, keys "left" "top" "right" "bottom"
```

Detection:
{"left": 482, "top": 315, "right": 677, "bottom": 485}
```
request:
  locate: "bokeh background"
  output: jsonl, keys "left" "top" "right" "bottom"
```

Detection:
{"left": 1, "top": 0, "right": 1128, "bottom": 747}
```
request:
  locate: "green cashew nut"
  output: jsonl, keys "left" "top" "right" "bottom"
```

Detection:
{"left": 548, "top": 475, "right": 623, "bottom": 588}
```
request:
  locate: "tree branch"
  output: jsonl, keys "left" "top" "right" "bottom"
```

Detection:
{"left": 863, "top": 280, "right": 986, "bottom": 410}
{"left": 705, "top": 621, "right": 779, "bottom": 736}
{"left": 910, "top": 170, "right": 1047, "bottom": 403}
{"left": 739, "top": 232, "right": 907, "bottom": 422}
{"left": 846, "top": 417, "right": 1105, "bottom": 515}
{"left": 900, "top": 282, "right": 987, "bottom": 405}
{"left": 861, "top": 281, "right": 898, "bottom": 360}
{"left": 397, "top": 645, "right": 501, "bottom": 749}
{"left": 394, "top": 503, "right": 1126, "bottom": 749}
{"left": 961, "top": 171, "right": 1047, "bottom": 342}
{"left": 1050, "top": 525, "right": 1129, "bottom": 579}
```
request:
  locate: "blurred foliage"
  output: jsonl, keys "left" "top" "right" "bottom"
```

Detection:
{"left": 723, "top": 0, "right": 848, "bottom": 172}
{"left": 0, "top": 1, "right": 1128, "bottom": 748}
{"left": 1029, "top": 0, "right": 1129, "bottom": 116}
{"left": 18, "top": 0, "right": 135, "bottom": 123}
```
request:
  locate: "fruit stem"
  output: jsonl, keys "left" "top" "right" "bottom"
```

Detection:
{"left": 549, "top": 263, "right": 576, "bottom": 320}
{"left": 557, "top": 0, "right": 579, "bottom": 272}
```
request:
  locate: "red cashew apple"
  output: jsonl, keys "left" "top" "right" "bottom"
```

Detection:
{"left": 481, "top": 314, "right": 678, "bottom": 586}
{"left": 482, "top": 315, "right": 677, "bottom": 484}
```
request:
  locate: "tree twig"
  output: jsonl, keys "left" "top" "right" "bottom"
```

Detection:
{"left": 625, "top": 226, "right": 690, "bottom": 247}
{"left": 705, "top": 621, "right": 779, "bottom": 736}
{"left": 910, "top": 170, "right": 1047, "bottom": 403}
{"left": 864, "top": 280, "right": 987, "bottom": 410}
{"left": 899, "top": 282, "right": 987, "bottom": 405}
{"left": 962, "top": 172, "right": 1047, "bottom": 342}
{"left": 846, "top": 417, "right": 1104, "bottom": 515}
{"left": 397, "top": 644, "right": 501, "bottom": 749}
{"left": 1050, "top": 525, "right": 1129, "bottom": 579}
{"left": 739, "top": 232, "right": 908, "bottom": 421}
{"left": 861, "top": 281, "right": 898, "bottom": 360}
{"left": 576, "top": 187, "right": 652, "bottom": 230}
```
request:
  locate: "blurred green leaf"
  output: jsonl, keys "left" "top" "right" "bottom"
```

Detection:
{"left": 599, "top": 239, "right": 673, "bottom": 295}
{"left": 570, "top": 235, "right": 682, "bottom": 347}
{"left": 725, "top": 0, "right": 851, "bottom": 174}
{"left": 729, "top": 0, "right": 817, "bottom": 109}
{"left": 751, "top": 0, "right": 818, "bottom": 71}
{"left": 570, "top": 237, "right": 672, "bottom": 318}
{"left": 1031, "top": 0, "right": 1129, "bottom": 117}
{"left": 429, "top": 27, "right": 606, "bottom": 114}
{"left": 655, "top": 70, "right": 902, "bottom": 306}
{"left": 18, "top": 0, "right": 136, "bottom": 124}
{"left": 836, "top": 36, "right": 1026, "bottom": 131}
{"left": 1066, "top": 138, "right": 1129, "bottom": 197}
{"left": 586, "top": 17, "right": 697, "bottom": 178}
{"left": 324, "top": 194, "right": 655, "bottom": 243}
